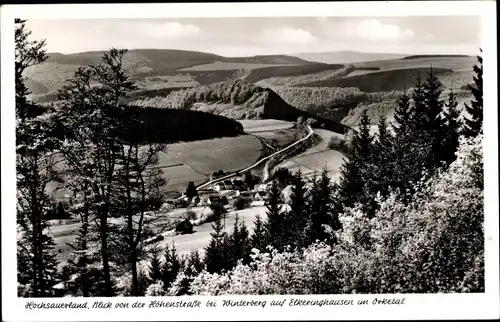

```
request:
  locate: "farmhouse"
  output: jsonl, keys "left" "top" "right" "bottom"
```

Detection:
{"left": 207, "top": 195, "right": 222, "bottom": 205}
{"left": 213, "top": 183, "right": 225, "bottom": 192}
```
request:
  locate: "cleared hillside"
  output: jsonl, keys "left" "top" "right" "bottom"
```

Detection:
{"left": 244, "top": 63, "right": 344, "bottom": 83}
{"left": 353, "top": 55, "right": 476, "bottom": 71}
{"left": 296, "top": 67, "right": 453, "bottom": 92}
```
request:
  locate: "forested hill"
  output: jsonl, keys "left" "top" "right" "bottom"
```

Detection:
{"left": 44, "top": 49, "right": 312, "bottom": 69}
{"left": 129, "top": 79, "right": 351, "bottom": 134}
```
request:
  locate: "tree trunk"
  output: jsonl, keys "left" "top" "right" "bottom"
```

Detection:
{"left": 131, "top": 249, "right": 139, "bottom": 296}
{"left": 99, "top": 205, "right": 112, "bottom": 296}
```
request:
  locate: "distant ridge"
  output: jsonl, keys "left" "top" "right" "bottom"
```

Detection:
{"left": 45, "top": 49, "right": 313, "bottom": 66}
{"left": 403, "top": 54, "right": 471, "bottom": 60}
{"left": 293, "top": 51, "right": 408, "bottom": 64}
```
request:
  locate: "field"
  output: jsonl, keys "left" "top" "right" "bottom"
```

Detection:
{"left": 160, "top": 164, "right": 209, "bottom": 193}
{"left": 240, "top": 119, "right": 294, "bottom": 132}
{"left": 277, "top": 129, "right": 346, "bottom": 181}
{"left": 161, "top": 135, "right": 263, "bottom": 176}
{"left": 179, "top": 61, "right": 289, "bottom": 71}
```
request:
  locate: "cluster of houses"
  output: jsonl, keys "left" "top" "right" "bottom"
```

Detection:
{"left": 163, "top": 176, "right": 272, "bottom": 210}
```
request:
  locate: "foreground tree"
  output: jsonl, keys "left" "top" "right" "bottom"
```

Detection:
{"left": 162, "top": 243, "right": 182, "bottom": 289}
{"left": 15, "top": 18, "right": 60, "bottom": 297}
{"left": 204, "top": 215, "right": 230, "bottom": 273}
{"left": 250, "top": 214, "right": 266, "bottom": 251}
{"left": 336, "top": 109, "right": 376, "bottom": 216}
{"left": 442, "top": 89, "right": 463, "bottom": 164}
{"left": 462, "top": 49, "right": 483, "bottom": 137}
{"left": 113, "top": 141, "right": 167, "bottom": 296}
{"left": 264, "top": 180, "right": 287, "bottom": 251}
{"left": 286, "top": 170, "right": 308, "bottom": 248}
{"left": 228, "top": 214, "right": 252, "bottom": 267}
{"left": 55, "top": 48, "right": 137, "bottom": 296}
{"left": 305, "top": 169, "right": 336, "bottom": 245}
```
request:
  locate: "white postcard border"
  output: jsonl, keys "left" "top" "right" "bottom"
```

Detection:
{"left": 1, "top": 2, "right": 498, "bottom": 321}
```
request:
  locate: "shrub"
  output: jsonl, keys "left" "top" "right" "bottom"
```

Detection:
{"left": 328, "top": 135, "right": 350, "bottom": 154}
{"left": 182, "top": 210, "right": 198, "bottom": 221}
{"left": 232, "top": 197, "right": 252, "bottom": 210}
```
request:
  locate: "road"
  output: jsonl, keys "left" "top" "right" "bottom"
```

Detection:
{"left": 195, "top": 125, "right": 314, "bottom": 191}
{"left": 277, "top": 128, "right": 346, "bottom": 181}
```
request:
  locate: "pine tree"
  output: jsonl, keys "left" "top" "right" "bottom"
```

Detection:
{"left": 250, "top": 214, "right": 267, "bottom": 251}
{"left": 463, "top": 50, "right": 483, "bottom": 137}
{"left": 286, "top": 169, "right": 308, "bottom": 249}
{"left": 147, "top": 247, "right": 163, "bottom": 284}
{"left": 183, "top": 250, "right": 204, "bottom": 277}
{"left": 372, "top": 114, "right": 394, "bottom": 198}
{"left": 412, "top": 74, "right": 428, "bottom": 130}
{"left": 442, "top": 89, "right": 463, "bottom": 164}
{"left": 305, "top": 169, "right": 335, "bottom": 245}
{"left": 229, "top": 215, "right": 252, "bottom": 267}
{"left": 423, "top": 67, "right": 447, "bottom": 169}
{"left": 162, "top": 243, "right": 181, "bottom": 289}
{"left": 204, "top": 215, "right": 230, "bottom": 273}
{"left": 264, "top": 180, "right": 287, "bottom": 251}
{"left": 15, "top": 19, "right": 60, "bottom": 297}
{"left": 337, "top": 109, "right": 375, "bottom": 215}
{"left": 393, "top": 87, "right": 414, "bottom": 137}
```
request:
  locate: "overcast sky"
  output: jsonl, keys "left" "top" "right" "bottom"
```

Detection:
{"left": 26, "top": 16, "right": 481, "bottom": 56}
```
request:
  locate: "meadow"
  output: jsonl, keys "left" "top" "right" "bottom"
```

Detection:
{"left": 161, "top": 135, "right": 263, "bottom": 176}
{"left": 159, "top": 164, "right": 209, "bottom": 193}
{"left": 277, "top": 129, "right": 346, "bottom": 180}
{"left": 239, "top": 119, "right": 294, "bottom": 132}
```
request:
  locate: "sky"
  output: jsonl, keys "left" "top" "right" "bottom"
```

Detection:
{"left": 26, "top": 16, "right": 482, "bottom": 56}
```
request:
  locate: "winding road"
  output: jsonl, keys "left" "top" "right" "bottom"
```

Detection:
{"left": 194, "top": 125, "right": 314, "bottom": 191}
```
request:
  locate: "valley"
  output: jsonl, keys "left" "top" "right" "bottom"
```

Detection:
{"left": 27, "top": 47, "right": 478, "bottom": 279}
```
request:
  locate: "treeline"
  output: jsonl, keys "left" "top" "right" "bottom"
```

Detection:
{"left": 118, "top": 106, "right": 244, "bottom": 143}
{"left": 244, "top": 63, "right": 344, "bottom": 83}
{"left": 130, "top": 79, "right": 267, "bottom": 110}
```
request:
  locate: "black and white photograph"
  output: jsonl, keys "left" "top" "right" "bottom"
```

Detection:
{"left": 1, "top": 1, "right": 499, "bottom": 321}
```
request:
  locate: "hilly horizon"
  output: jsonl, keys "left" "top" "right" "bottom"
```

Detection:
{"left": 44, "top": 48, "right": 315, "bottom": 66}
{"left": 292, "top": 50, "right": 472, "bottom": 64}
